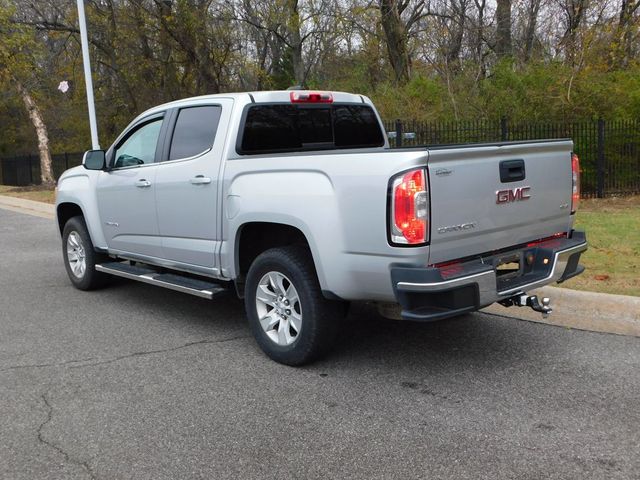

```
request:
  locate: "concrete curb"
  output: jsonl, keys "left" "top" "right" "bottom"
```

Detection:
{"left": 0, "top": 194, "right": 55, "bottom": 219}
{"left": 483, "top": 286, "right": 640, "bottom": 337}
{"left": 1, "top": 193, "right": 638, "bottom": 337}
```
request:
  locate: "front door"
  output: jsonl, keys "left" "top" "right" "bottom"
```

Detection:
{"left": 96, "top": 114, "right": 165, "bottom": 259}
{"left": 154, "top": 100, "right": 232, "bottom": 271}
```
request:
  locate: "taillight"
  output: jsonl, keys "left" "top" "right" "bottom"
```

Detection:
{"left": 390, "top": 168, "right": 429, "bottom": 245}
{"left": 571, "top": 153, "right": 580, "bottom": 214}
{"left": 289, "top": 91, "right": 333, "bottom": 103}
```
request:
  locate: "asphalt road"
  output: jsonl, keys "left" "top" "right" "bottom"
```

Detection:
{"left": 1, "top": 208, "right": 639, "bottom": 480}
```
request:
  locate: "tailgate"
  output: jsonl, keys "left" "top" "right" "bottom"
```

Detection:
{"left": 427, "top": 140, "right": 574, "bottom": 265}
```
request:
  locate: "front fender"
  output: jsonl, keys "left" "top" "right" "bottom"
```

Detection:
{"left": 55, "top": 168, "right": 107, "bottom": 249}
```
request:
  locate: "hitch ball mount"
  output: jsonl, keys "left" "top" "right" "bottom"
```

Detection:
{"left": 499, "top": 294, "right": 552, "bottom": 319}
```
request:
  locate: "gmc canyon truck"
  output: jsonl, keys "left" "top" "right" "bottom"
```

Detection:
{"left": 55, "top": 90, "right": 587, "bottom": 365}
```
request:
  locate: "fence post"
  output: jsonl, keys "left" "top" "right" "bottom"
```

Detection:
{"left": 597, "top": 118, "right": 605, "bottom": 198}
{"left": 395, "top": 119, "right": 403, "bottom": 148}
{"left": 500, "top": 117, "right": 508, "bottom": 141}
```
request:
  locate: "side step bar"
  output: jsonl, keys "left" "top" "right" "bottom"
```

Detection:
{"left": 95, "top": 262, "right": 226, "bottom": 299}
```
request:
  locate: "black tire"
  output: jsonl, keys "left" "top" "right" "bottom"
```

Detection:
{"left": 62, "top": 216, "right": 110, "bottom": 291}
{"left": 244, "top": 246, "right": 345, "bottom": 366}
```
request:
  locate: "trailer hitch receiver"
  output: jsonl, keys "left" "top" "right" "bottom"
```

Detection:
{"left": 499, "top": 294, "right": 552, "bottom": 318}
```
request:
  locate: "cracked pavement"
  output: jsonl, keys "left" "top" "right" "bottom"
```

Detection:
{"left": 1, "top": 208, "right": 639, "bottom": 479}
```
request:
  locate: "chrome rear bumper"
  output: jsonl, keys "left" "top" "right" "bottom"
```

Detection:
{"left": 391, "top": 231, "right": 587, "bottom": 321}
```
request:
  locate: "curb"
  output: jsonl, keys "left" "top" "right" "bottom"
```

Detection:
{"left": 0, "top": 194, "right": 55, "bottom": 219}
{"left": 482, "top": 286, "right": 640, "bottom": 337}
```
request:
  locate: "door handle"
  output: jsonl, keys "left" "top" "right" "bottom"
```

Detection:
{"left": 135, "top": 179, "right": 152, "bottom": 188}
{"left": 190, "top": 175, "right": 212, "bottom": 185}
{"left": 499, "top": 159, "right": 526, "bottom": 183}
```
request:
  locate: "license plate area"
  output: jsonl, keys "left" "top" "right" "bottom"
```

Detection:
{"left": 494, "top": 254, "right": 522, "bottom": 281}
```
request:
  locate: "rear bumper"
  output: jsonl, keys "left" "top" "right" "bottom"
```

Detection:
{"left": 391, "top": 230, "right": 587, "bottom": 321}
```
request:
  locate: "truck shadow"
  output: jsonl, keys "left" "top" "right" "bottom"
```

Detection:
{"left": 327, "top": 301, "right": 557, "bottom": 373}
{"left": 103, "top": 277, "right": 552, "bottom": 373}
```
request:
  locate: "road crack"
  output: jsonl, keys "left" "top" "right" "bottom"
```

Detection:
{"left": 2, "top": 357, "right": 98, "bottom": 372}
{"left": 1, "top": 333, "right": 249, "bottom": 373}
{"left": 37, "top": 393, "right": 97, "bottom": 480}
{"left": 68, "top": 333, "right": 250, "bottom": 369}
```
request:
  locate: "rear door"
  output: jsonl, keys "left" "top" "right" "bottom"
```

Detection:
{"left": 427, "top": 140, "right": 574, "bottom": 264}
{"left": 154, "top": 99, "right": 233, "bottom": 271}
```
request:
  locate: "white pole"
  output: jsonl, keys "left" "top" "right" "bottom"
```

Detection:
{"left": 76, "top": 0, "right": 100, "bottom": 150}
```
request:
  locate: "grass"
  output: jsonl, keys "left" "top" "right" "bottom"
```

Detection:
{"left": 0, "top": 184, "right": 638, "bottom": 296}
{"left": 564, "top": 195, "right": 640, "bottom": 297}
{"left": 0, "top": 185, "right": 56, "bottom": 204}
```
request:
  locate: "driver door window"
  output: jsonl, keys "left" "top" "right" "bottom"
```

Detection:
{"left": 113, "top": 119, "right": 163, "bottom": 168}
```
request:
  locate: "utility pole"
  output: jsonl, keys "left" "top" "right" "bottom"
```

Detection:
{"left": 76, "top": 0, "right": 100, "bottom": 149}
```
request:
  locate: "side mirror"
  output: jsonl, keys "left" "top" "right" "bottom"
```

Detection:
{"left": 82, "top": 150, "right": 106, "bottom": 170}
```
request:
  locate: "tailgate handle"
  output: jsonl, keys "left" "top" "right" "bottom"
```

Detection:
{"left": 500, "top": 159, "right": 525, "bottom": 183}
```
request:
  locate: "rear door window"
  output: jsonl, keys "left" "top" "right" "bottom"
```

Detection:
{"left": 239, "top": 104, "right": 384, "bottom": 154}
{"left": 168, "top": 105, "right": 222, "bottom": 161}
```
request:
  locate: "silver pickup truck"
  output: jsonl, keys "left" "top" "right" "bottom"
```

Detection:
{"left": 56, "top": 90, "right": 587, "bottom": 365}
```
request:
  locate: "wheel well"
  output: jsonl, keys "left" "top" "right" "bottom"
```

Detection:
{"left": 57, "top": 203, "right": 84, "bottom": 234}
{"left": 236, "top": 222, "right": 310, "bottom": 288}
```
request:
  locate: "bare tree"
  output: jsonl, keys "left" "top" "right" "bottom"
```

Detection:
{"left": 559, "top": 0, "right": 587, "bottom": 64}
{"left": 15, "top": 79, "right": 54, "bottom": 184}
{"left": 495, "top": 0, "right": 513, "bottom": 57}
{"left": 378, "top": 0, "right": 430, "bottom": 84}
{"left": 470, "top": 0, "right": 488, "bottom": 76}
{"left": 445, "top": 0, "right": 468, "bottom": 66}
{"left": 379, "top": 0, "right": 411, "bottom": 83}
{"left": 616, "top": 0, "right": 639, "bottom": 66}
{"left": 522, "top": 0, "right": 543, "bottom": 61}
{"left": 0, "top": 5, "right": 54, "bottom": 184}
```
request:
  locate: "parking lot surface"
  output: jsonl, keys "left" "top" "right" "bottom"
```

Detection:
{"left": 1, "top": 208, "right": 639, "bottom": 479}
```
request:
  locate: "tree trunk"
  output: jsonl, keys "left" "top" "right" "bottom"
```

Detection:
{"left": 15, "top": 80, "right": 54, "bottom": 185}
{"left": 473, "top": 0, "right": 487, "bottom": 76}
{"left": 617, "top": 0, "right": 639, "bottom": 67}
{"left": 286, "top": 0, "right": 305, "bottom": 86}
{"left": 523, "top": 0, "right": 541, "bottom": 62}
{"left": 495, "top": 0, "right": 512, "bottom": 58}
{"left": 379, "top": 0, "right": 411, "bottom": 84}
{"left": 562, "top": 0, "right": 586, "bottom": 65}
{"left": 157, "top": 0, "right": 178, "bottom": 100}
{"left": 446, "top": 1, "right": 466, "bottom": 67}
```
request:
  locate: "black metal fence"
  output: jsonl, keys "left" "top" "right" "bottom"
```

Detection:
{"left": 384, "top": 118, "right": 640, "bottom": 198}
{"left": 0, "top": 152, "right": 84, "bottom": 187}
{"left": 1, "top": 118, "right": 639, "bottom": 198}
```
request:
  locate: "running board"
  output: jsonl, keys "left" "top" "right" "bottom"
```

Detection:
{"left": 95, "top": 262, "right": 226, "bottom": 299}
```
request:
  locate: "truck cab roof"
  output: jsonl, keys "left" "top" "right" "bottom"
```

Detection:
{"left": 137, "top": 90, "right": 370, "bottom": 122}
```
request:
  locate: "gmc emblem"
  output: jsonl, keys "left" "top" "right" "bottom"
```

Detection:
{"left": 496, "top": 186, "right": 531, "bottom": 204}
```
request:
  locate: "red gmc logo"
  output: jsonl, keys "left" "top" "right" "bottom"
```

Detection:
{"left": 496, "top": 186, "right": 531, "bottom": 204}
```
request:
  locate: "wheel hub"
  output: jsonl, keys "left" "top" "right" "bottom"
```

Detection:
{"left": 255, "top": 272, "right": 302, "bottom": 346}
{"left": 66, "top": 231, "right": 87, "bottom": 279}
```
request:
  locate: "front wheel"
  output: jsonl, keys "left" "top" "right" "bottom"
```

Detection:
{"left": 244, "top": 246, "right": 346, "bottom": 366}
{"left": 62, "top": 216, "right": 109, "bottom": 291}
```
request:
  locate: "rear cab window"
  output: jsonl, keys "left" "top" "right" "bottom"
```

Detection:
{"left": 238, "top": 104, "right": 384, "bottom": 155}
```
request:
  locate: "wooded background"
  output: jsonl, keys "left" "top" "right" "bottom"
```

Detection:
{"left": 0, "top": 0, "right": 639, "bottom": 159}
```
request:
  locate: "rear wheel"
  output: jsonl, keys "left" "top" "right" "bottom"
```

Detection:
{"left": 62, "top": 216, "right": 109, "bottom": 290}
{"left": 244, "top": 246, "right": 345, "bottom": 366}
